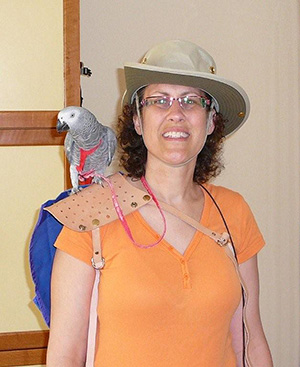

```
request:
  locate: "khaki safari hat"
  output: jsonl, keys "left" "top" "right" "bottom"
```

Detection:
{"left": 123, "top": 40, "right": 250, "bottom": 136}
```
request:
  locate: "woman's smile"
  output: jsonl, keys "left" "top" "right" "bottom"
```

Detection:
{"left": 162, "top": 128, "right": 190, "bottom": 140}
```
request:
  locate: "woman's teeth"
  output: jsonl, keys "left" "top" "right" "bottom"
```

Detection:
{"left": 163, "top": 131, "right": 189, "bottom": 138}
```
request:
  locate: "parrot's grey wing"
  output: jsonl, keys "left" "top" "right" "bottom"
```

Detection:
{"left": 106, "top": 127, "right": 117, "bottom": 166}
{"left": 64, "top": 133, "right": 75, "bottom": 163}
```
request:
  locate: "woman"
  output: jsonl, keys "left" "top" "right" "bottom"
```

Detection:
{"left": 47, "top": 40, "right": 273, "bottom": 366}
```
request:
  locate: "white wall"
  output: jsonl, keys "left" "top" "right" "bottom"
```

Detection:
{"left": 80, "top": 1, "right": 300, "bottom": 366}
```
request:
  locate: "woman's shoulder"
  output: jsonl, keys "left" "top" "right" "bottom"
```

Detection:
{"left": 203, "top": 183, "right": 265, "bottom": 262}
{"left": 203, "top": 182, "right": 245, "bottom": 205}
{"left": 202, "top": 182, "right": 255, "bottom": 220}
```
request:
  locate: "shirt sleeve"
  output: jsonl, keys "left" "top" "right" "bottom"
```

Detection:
{"left": 234, "top": 196, "right": 265, "bottom": 264}
{"left": 54, "top": 226, "right": 93, "bottom": 266}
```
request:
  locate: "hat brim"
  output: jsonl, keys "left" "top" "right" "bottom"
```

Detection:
{"left": 123, "top": 62, "right": 250, "bottom": 136}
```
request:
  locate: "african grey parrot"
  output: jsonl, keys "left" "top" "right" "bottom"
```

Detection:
{"left": 57, "top": 106, "right": 117, "bottom": 193}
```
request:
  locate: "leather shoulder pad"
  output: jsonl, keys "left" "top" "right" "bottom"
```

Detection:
{"left": 45, "top": 172, "right": 151, "bottom": 232}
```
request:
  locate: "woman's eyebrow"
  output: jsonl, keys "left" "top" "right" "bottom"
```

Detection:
{"left": 146, "top": 91, "right": 169, "bottom": 96}
{"left": 146, "top": 90, "right": 204, "bottom": 97}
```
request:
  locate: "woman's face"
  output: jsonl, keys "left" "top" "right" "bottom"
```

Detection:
{"left": 133, "top": 83, "right": 215, "bottom": 168}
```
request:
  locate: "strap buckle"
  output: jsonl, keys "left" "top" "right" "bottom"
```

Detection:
{"left": 91, "top": 257, "right": 105, "bottom": 270}
{"left": 216, "top": 232, "right": 230, "bottom": 247}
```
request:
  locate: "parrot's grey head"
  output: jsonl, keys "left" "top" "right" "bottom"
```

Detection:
{"left": 57, "top": 106, "right": 84, "bottom": 133}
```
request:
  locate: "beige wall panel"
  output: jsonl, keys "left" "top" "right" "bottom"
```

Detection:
{"left": 0, "top": 3, "right": 65, "bottom": 367}
{"left": 0, "top": 0, "right": 64, "bottom": 111}
{"left": 0, "top": 146, "right": 64, "bottom": 332}
{"left": 0, "top": 0, "right": 65, "bottom": 343}
{"left": 80, "top": 0, "right": 300, "bottom": 365}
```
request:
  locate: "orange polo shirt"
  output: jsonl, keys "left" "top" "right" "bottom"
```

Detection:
{"left": 54, "top": 183, "right": 265, "bottom": 367}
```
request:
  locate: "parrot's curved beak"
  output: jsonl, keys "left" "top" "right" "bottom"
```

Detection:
{"left": 56, "top": 120, "right": 70, "bottom": 133}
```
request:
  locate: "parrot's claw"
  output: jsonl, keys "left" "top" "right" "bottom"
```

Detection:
{"left": 92, "top": 175, "right": 104, "bottom": 186}
{"left": 69, "top": 186, "right": 82, "bottom": 195}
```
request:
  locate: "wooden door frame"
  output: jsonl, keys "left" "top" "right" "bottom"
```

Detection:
{"left": 0, "top": 1, "right": 79, "bottom": 365}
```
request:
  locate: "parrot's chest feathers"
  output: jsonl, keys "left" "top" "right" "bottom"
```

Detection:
{"left": 72, "top": 131, "right": 103, "bottom": 150}
{"left": 70, "top": 140, "right": 102, "bottom": 172}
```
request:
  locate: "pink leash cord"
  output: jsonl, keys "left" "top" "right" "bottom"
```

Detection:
{"left": 99, "top": 174, "right": 166, "bottom": 249}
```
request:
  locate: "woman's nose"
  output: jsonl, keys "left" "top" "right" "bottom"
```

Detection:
{"left": 167, "top": 99, "right": 185, "bottom": 121}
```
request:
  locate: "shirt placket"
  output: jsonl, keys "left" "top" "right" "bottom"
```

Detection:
{"left": 164, "top": 244, "right": 192, "bottom": 289}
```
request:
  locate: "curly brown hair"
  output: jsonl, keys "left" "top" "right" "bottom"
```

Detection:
{"left": 117, "top": 97, "right": 226, "bottom": 184}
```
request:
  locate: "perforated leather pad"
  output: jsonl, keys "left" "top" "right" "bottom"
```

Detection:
{"left": 45, "top": 173, "right": 152, "bottom": 232}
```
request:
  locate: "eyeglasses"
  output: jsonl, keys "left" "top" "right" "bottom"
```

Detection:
{"left": 140, "top": 95, "right": 211, "bottom": 110}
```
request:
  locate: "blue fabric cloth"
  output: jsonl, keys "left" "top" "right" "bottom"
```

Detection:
{"left": 29, "top": 189, "right": 71, "bottom": 327}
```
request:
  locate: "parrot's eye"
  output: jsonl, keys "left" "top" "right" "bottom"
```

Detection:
{"left": 70, "top": 113, "right": 75, "bottom": 118}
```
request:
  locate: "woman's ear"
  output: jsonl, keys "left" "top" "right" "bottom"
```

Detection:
{"left": 206, "top": 110, "right": 215, "bottom": 135}
{"left": 133, "top": 114, "right": 142, "bottom": 135}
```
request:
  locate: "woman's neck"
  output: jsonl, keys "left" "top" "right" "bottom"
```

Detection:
{"left": 143, "top": 162, "right": 201, "bottom": 206}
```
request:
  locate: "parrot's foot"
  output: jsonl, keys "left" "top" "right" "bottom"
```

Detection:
{"left": 92, "top": 175, "right": 104, "bottom": 187}
{"left": 69, "top": 186, "right": 82, "bottom": 195}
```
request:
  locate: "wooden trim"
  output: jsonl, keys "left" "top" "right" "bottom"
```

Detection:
{"left": 64, "top": 155, "right": 72, "bottom": 190}
{"left": 0, "top": 349, "right": 47, "bottom": 367}
{"left": 0, "top": 111, "right": 62, "bottom": 145}
{"left": 63, "top": 0, "right": 80, "bottom": 189}
{"left": 0, "top": 111, "right": 58, "bottom": 129}
{"left": 0, "top": 330, "right": 49, "bottom": 366}
{"left": 0, "top": 0, "right": 80, "bottom": 146}
{"left": 64, "top": 0, "right": 81, "bottom": 107}
{"left": 0, "top": 331, "right": 49, "bottom": 351}
{"left": 0, "top": 128, "right": 64, "bottom": 146}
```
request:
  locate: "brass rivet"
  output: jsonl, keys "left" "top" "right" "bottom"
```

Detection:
{"left": 92, "top": 219, "right": 100, "bottom": 226}
{"left": 143, "top": 195, "right": 151, "bottom": 201}
{"left": 131, "top": 201, "right": 138, "bottom": 208}
{"left": 210, "top": 66, "right": 215, "bottom": 74}
{"left": 79, "top": 224, "right": 86, "bottom": 231}
{"left": 238, "top": 111, "right": 245, "bottom": 118}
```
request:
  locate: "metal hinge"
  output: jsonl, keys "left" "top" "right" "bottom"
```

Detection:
{"left": 80, "top": 61, "right": 92, "bottom": 77}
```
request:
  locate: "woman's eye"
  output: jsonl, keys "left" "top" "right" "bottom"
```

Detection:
{"left": 155, "top": 98, "right": 167, "bottom": 105}
{"left": 186, "top": 97, "right": 197, "bottom": 104}
{"left": 181, "top": 97, "right": 193, "bottom": 105}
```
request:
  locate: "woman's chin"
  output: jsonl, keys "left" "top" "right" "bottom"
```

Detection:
{"left": 156, "top": 153, "right": 198, "bottom": 168}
